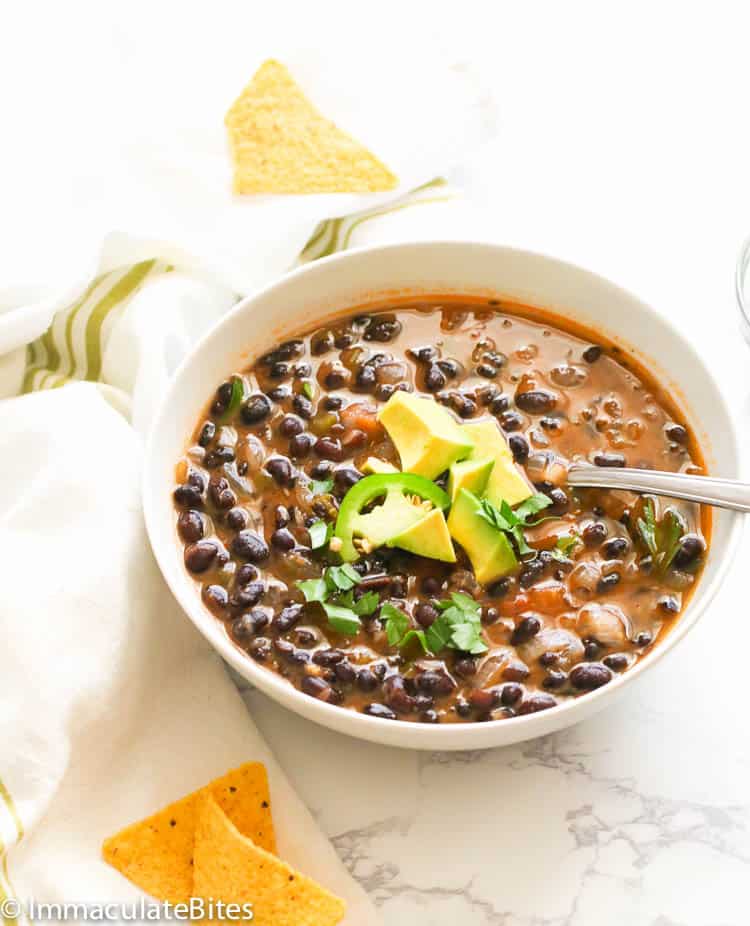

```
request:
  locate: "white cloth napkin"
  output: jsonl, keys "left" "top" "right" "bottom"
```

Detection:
{"left": 0, "top": 40, "right": 496, "bottom": 926}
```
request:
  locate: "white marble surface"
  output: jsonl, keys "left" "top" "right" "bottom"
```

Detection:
{"left": 6, "top": 2, "right": 750, "bottom": 922}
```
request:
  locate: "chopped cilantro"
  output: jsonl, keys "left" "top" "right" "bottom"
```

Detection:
{"left": 296, "top": 565, "right": 380, "bottom": 636}
{"left": 552, "top": 532, "right": 580, "bottom": 561}
{"left": 637, "top": 499, "right": 685, "bottom": 576}
{"left": 308, "top": 520, "right": 331, "bottom": 550}
{"left": 297, "top": 578, "right": 327, "bottom": 603}
{"left": 322, "top": 603, "right": 361, "bottom": 635}
{"left": 477, "top": 493, "right": 553, "bottom": 558}
{"left": 325, "top": 563, "right": 360, "bottom": 592}
{"left": 352, "top": 590, "right": 380, "bottom": 616}
{"left": 310, "top": 477, "right": 334, "bottom": 496}
{"left": 301, "top": 381, "right": 314, "bottom": 400}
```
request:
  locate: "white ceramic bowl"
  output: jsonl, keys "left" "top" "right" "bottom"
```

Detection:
{"left": 143, "top": 242, "right": 742, "bottom": 750}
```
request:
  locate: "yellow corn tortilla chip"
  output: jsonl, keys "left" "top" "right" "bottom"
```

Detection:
{"left": 193, "top": 795, "right": 345, "bottom": 926}
{"left": 225, "top": 59, "right": 397, "bottom": 194}
{"left": 102, "top": 762, "right": 275, "bottom": 904}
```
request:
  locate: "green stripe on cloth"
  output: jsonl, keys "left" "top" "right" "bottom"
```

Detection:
{"left": 21, "top": 259, "right": 171, "bottom": 393}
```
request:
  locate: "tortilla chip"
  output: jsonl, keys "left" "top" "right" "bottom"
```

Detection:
{"left": 193, "top": 796, "right": 345, "bottom": 926}
{"left": 102, "top": 763, "right": 275, "bottom": 904}
{"left": 225, "top": 59, "right": 397, "bottom": 194}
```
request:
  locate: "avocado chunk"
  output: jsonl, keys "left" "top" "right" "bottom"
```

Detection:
{"left": 447, "top": 457, "right": 494, "bottom": 502}
{"left": 351, "top": 489, "right": 426, "bottom": 550}
{"left": 361, "top": 456, "right": 398, "bottom": 475}
{"left": 388, "top": 509, "right": 456, "bottom": 562}
{"left": 447, "top": 488, "right": 517, "bottom": 584}
{"left": 463, "top": 419, "right": 532, "bottom": 507}
{"left": 378, "top": 392, "right": 474, "bottom": 479}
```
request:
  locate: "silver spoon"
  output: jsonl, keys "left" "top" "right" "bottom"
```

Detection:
{"left": 567, "top": 462, "right": 750, "bottom": 513}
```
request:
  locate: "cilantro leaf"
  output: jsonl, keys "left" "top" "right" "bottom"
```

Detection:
{"left": 424, "top": 614, "right": 454, "bottom": 654}
{"left": 301, "top": 381, "right": 314, "bottom": 400}
{"left": 451, "top": 621, "right": 488, "bottom": 654}
{"left": 514, "top": 493, "right": 553, "bottom": 522}
{"left": 325, "top": 563, "right": 360, "bottom": 592}
{"left": 323, "top": 603, "right": 361, "bottom": 635}
{"left": 381, "top": 602, "right": 410, "bottom": 646}
{"left": 400, "top": 629, "right": 429, "bottom": 654}
{"left": 296, "top": 578, "right": 327, "bottom": 603}
{"left": 431, "top": 592, "right": 487, "bottom": 654}
{"left": 551, "top": 532, "right": 580, "bottom": 561}
{"left": 310, "top": 477, "right": 334, "bottom": 496}
{"left": 637, "top": 499, "right": 685, "bottom": 576}
{"left": 475, "top": 493, "right": 553, "bottom": 559}
{"left": 308, "top": 520, "right": 332, "bottom": 550}
{"left": 353, "top": 590, "right": 380, "bottom": 616}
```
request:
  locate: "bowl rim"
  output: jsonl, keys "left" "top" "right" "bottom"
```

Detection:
{"left": 143, "top": 239, "right": 744, "bottom": 748}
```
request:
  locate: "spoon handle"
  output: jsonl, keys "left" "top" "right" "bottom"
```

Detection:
{"left": 567, "top": 462, "right": 750, "bottom": 513}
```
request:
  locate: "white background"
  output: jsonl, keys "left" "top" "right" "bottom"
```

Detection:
{"left": 3, "top": 2, "right": 750, "bottom": 923}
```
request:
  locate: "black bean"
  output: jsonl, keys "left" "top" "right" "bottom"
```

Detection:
{"left": 452, "top": 394, "right": 477, "bottom": 418}
{"left": 597, "top": 572, "right": 621, "bottom": 593}
{"left": 673, "top": 534, "right": 706, "bottom": 569}
{"left": 232, "top": 609, "right": 268, "bottom": 640}
{"left": 500, "top": 410, "right": 524, "bottom": 432}
{"left": 507, "top": 434, "right": 529, "bottom": 464}
{"left": 416, "top": 671, "right": 455, "bottom": 696}
{"left": 174, "top": 483, "right": 203, "bottom": 508}
{"left": 421, "top": 576, "right": 442, "bottom": 596}
{"left": 292, "top": 394, "right": 314, "bottom": 419}
{"left": 248, "top": 637, "right": 271, "bottom": 661}
{"left": 314, "top": 437, "right": 343, "bottom": 461}
{"left": 665, "top": 423, "right": 688, "bottom": 445}
{"left": 313, "top": 648, "right": 345, "bottom": 667}
{"left": 511, "top": 614, "right": 541, "bottom": 645}
{"left": 364, "top": 703, "right": 397, "bottom": 720}
{"left": 355, "top": 365, "right": 377, "bottom": 390}
{"left": 294, "top": 362, "right": 312, "bottom": 378}
{"left": 635, "top": 630, "right": 653, "bottom": 647}
{"left": 241, "top": 394, "right": 272, "bottom": 425}
{"left": 583, "top": 522, "right": 607, "bottom": 547}
{"left": 414, "top": 602, "right": 438, "bottom": 628}
{"left": 178, "top": 510, "right": 204, "bottom": 542}
{"left": 267, "top": 385, "right": 291, "bottom": 402}
{"left": 208, "top": 476, "right": 235, "bottom": 510}
{"left": 265, "top": 456, "right": 296, "bottom": 487}
{"left": 468, "top": 689, "right": 500, "bottom": 711}
{"left": 476, "top": 363, "right": 497, "bottom": 379}
{"left": 603, "top": 536, "right": 629, "bottom": 558}
{"left": 226, "top": 507, "right": 248, "bottom": 530}
{"left": 420, "top": 709, "right": 439, "bottom": 723}
{"left": 582, "top": 345, "right": 602, "bottom": 363}
{"left": 278, "top": 414, "right": 304, "bottom": 437}
{"left": 548, "top": 488, "right": 569, "bottom": 512}
{"left": 503, "top": 660, "right": 530, "bottom": 682}
{"left": 364, "top": 317, "right": 401, "bottom": 342}
{"left": 603, "top": 653, "right": 629, "bottom": 672}
{"left": 515, "top": 390, "right": 557, "bottom": 414}
{"left": 583, "top": 640, "right": 600, "bottom": 660}
{"left": 288, "top": 433, "right": 314, "bottom": 459}
{"left": 323, "top": 395, "right": 344, "bottom": 411}
{"left": 453, "top": 657, "right": 477, "bottom": 679}
{"left": 271, "top": 528, "right": 296, "bottom": 551}
{"left": 334, "top": 660, "right": 357, "bottom": 684}
{"left": 490, "top": 394, "right": 511, "bottom": 415}
{"left": 229, "top": 582, "right": 265, "bottom": 609}
{"left": 455, "top": 698, "right": 472, "bottom": 717}
{"left": 269, "top": 362, "right": 290, "bottom": 380}
{"left": 231, "top": 530, "right": 270, "bottom": 563}
{"left": 424, "top": 365, "right": 446, "bottom": 392}
{"left": 236, "top": 563, "right": 259, "bottom": 585}
{"left": 408, "top": 345, "right": 438, "bottom": 363}
{"left": 324, "top": 365, "right": 350, "bottom": 389}
{"left": 438, "top": 359, "right": 460, "bottom": 378}
{"left": 517, "top": 693, "right": 557, "bottom": 714}
{"left": 658, "top": 595, "right": 680, "bottom": 615}
{"left": 477, "top": 384, "right": 500, "bottom": 406}
{"left": 184, "top": 540, "right": 218, "bottom": 573}
{"left": 487, "top": 577, "right": 512, "bottom": 598}
{"left": 198, "top": 421, "right": 216, "bottom": 447}
{"left": 389, "top": 574, "right": 408, "bottom": 597}
{"left": 310, "top": 461, "right": 334, "bottom": 480}
{"left": 570, "top": 663, "right": 612, "bottom": 690}
{"left": 353, "top": 668, "right": 377, "bottom": 692}
{"left": 212, "top": 381, "right": 234, "bottom": 414}
{"left": 593, "top": 452, "right": 626, "bottom": 468}
{"left": 333, "top": 467, "right": 363, "bottom": 492}
{"left": 311, "top": 330, "right": 334, "bottom": 356}
{"left": 539, "top": 651, "right": 558, "bottom": 668}
{"left": 203, "top": 446, "right": 235, "bottom": 468}
{"left": 481, "top": 605, "right": 499, "bottom": 626}
{"left": 519, "top": 559, "right": 545, "bottom": 589}
{"left": 375, "top": 383, "right": 395, "bottom": 401}
{"left": 383, "top": 675, "right": 416, "bottom": 713}
{"left": 300, "top": 676, "right": 332, "bottom": 700}
{"left": 274, "top": 604, "right": 303, "bottom": 632}
{"left": 543, "top": 670, "right": 567, "bottom": 689}
{"left": 202, "top": 584, "right": 229, "bottom": 613}
{"left": 289, "top": 650, "right": 311, "bottom": 667}
{"left": 500, "top": 683, "right": 523, "bottom": 706}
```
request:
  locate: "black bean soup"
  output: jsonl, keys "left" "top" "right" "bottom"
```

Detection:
{"left": 173, "top": 299, "right": 709, "bottom": 724}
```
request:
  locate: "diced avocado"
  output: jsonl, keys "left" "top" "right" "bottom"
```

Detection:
{"left": 350, "top": 489, "right": 425, "bottom": 549}
{"left": 361, "top": 456, "right": 398, "bottom": 475}
{"left": 447, "top": 457, "right": 494, "bottom": 502}
{"left": 388, "top": 509, "right": 456, "bottom": 562}
{"left": 378, "top": 392, "right": 474, "bottom": 479}
{"left": 447, "top": 488, "right": 517, "bottom": 584}
{"left": 463, "top": 419, "right": 532, "bottom": 507}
